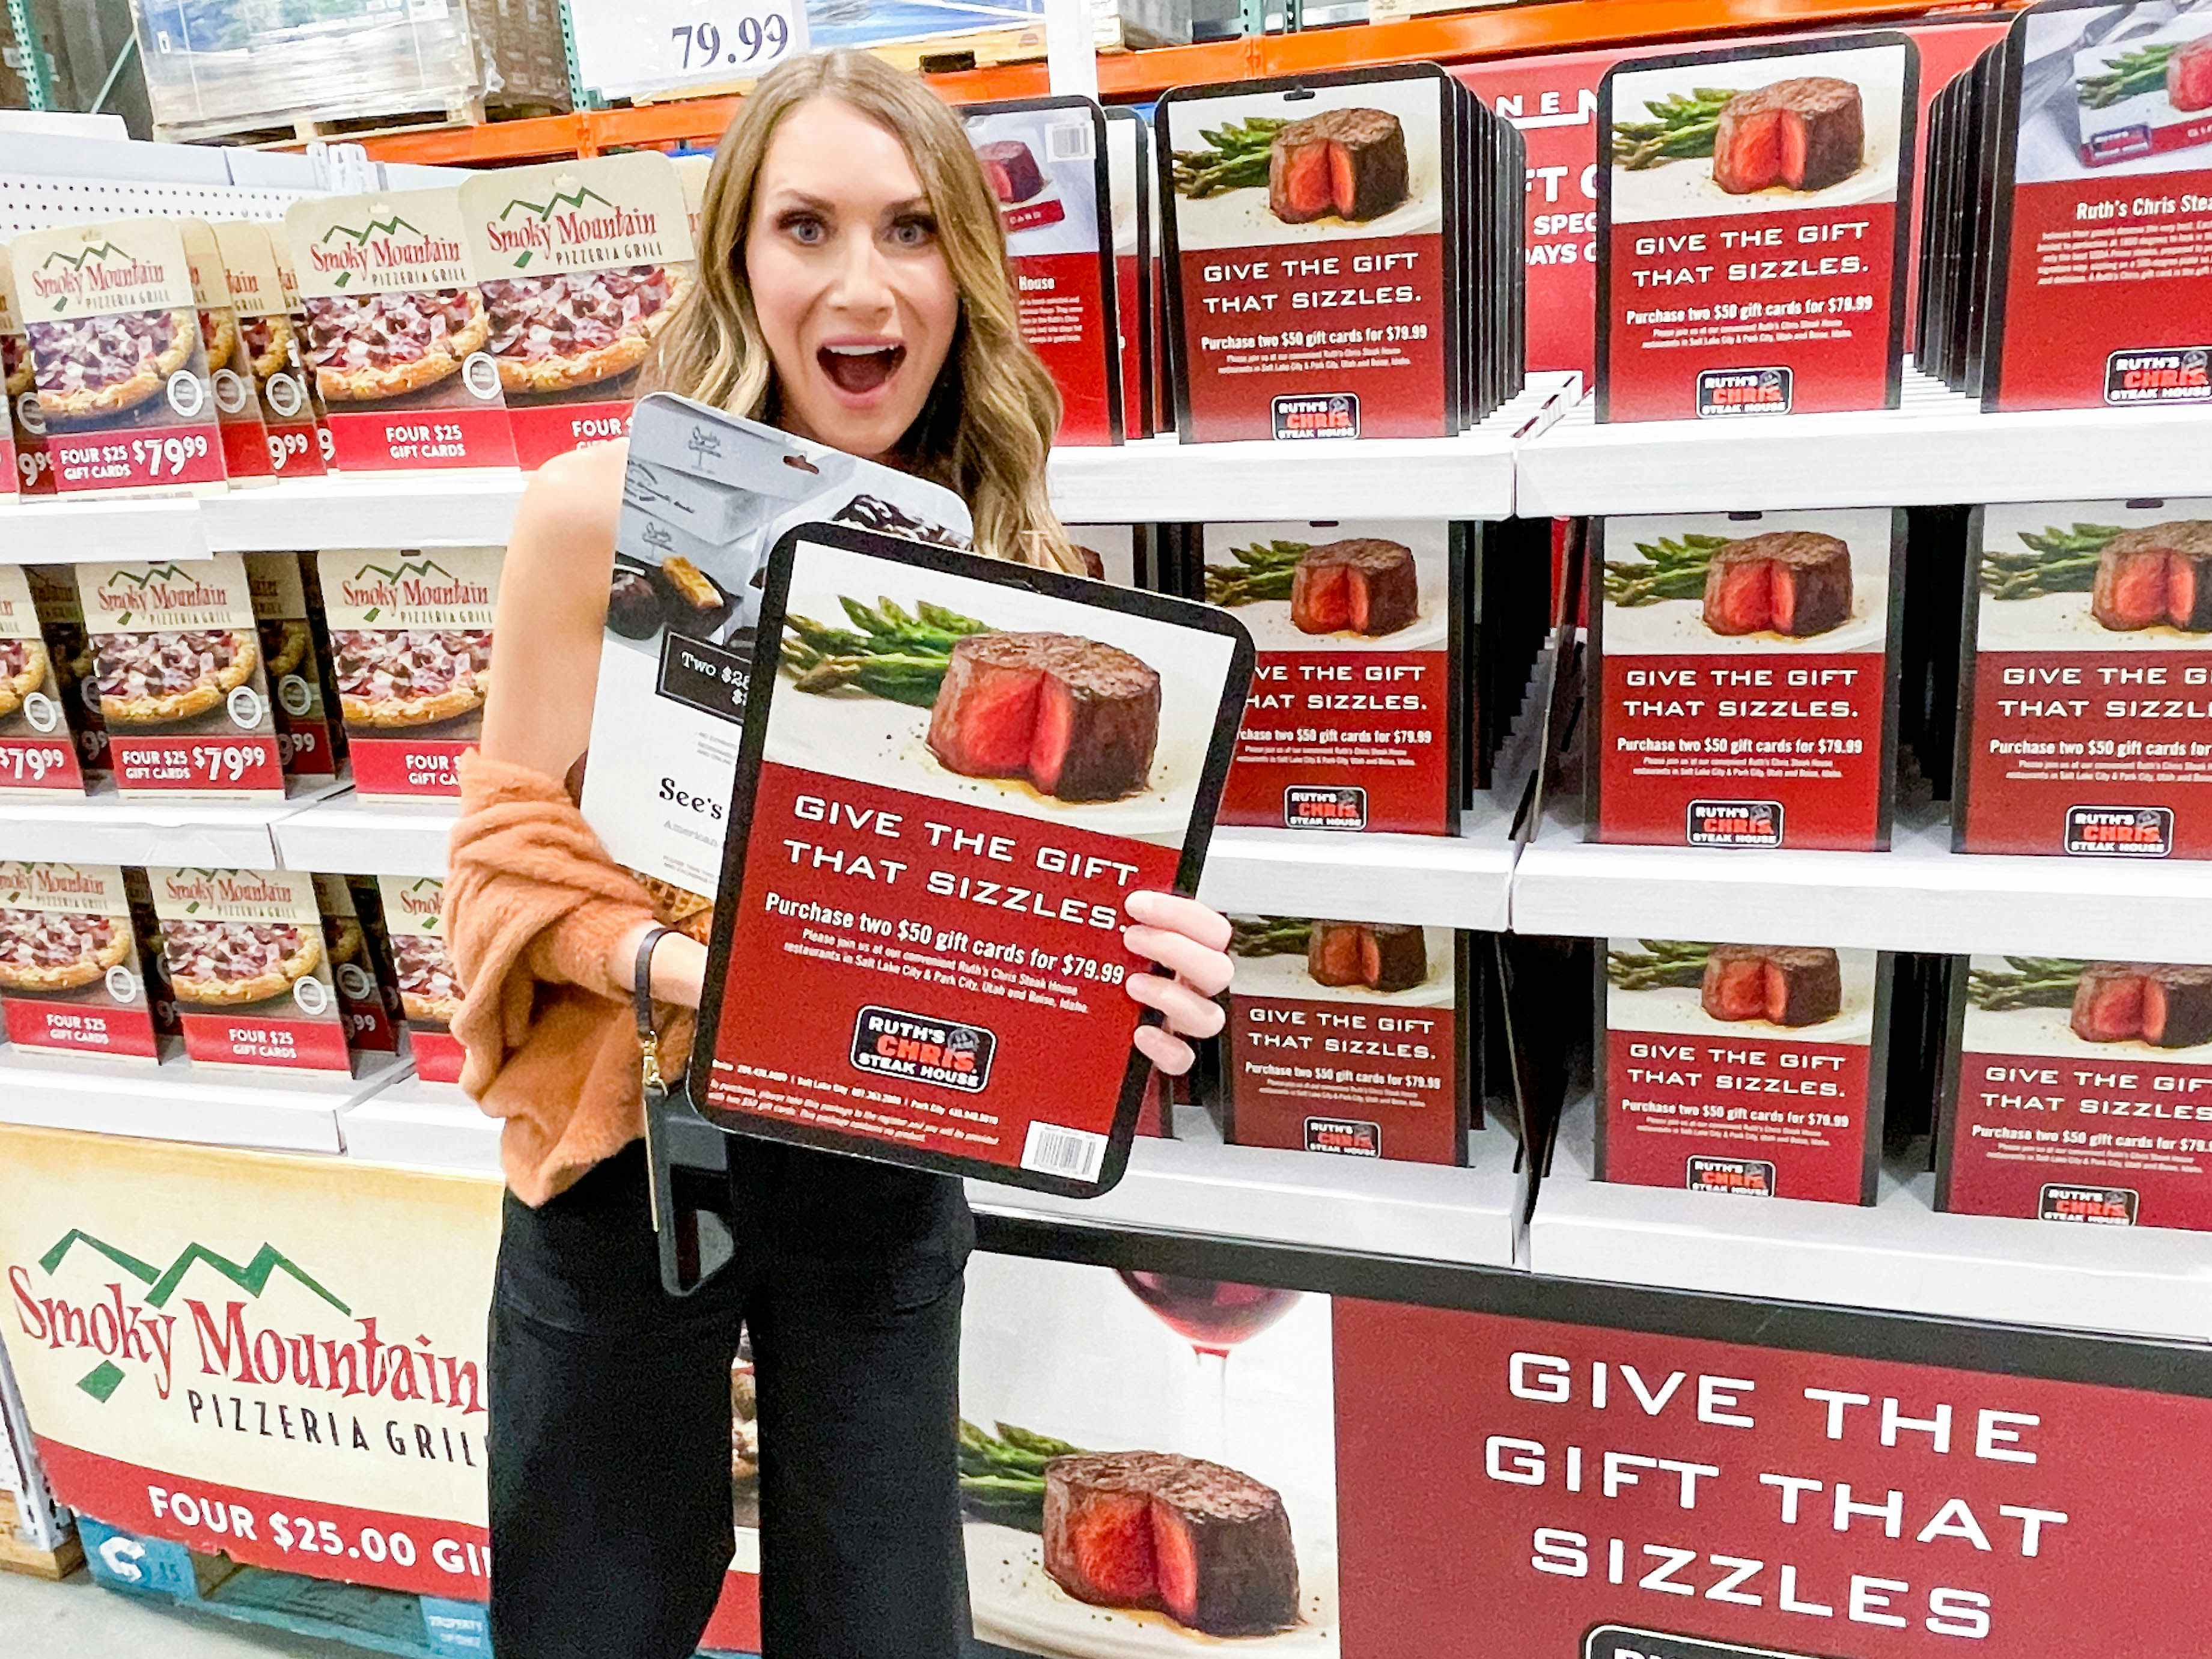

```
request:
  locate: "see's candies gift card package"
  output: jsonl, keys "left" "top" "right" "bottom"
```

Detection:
{"left": 7, "top": 218, "right": 229, "bottom": 495}
{"left": 1956, "top": 498, "right": 2212, "bottom": 857}
{"left": 1205, "top": 520, "right": 1462, "bottom": 835}
{"left": 75, "top": 555, "right": 285, "bottom": 799}
{"left": 1589, "top": 508, "right": 1906, "bottom": 850}
{"left": 963, "top": 96, "right": 1123, "bottom": 446}
{"left": 148, "top": 865, "right": 350, "bottom": 1071}
{"left": 1938, "top": 951, "right": 2212, "bottom": 1232}
{"left": 0, "top": 860, "right": 160, "bottom": 1061}
{"left": 25, "top": 565, "right": 106, "bottom": 779}
{"left": 1597, "top": 34, "right": 1919, "bottom": 422}
{"left": 459, "top": 153, "right": 698, "bottom": 469}
{"left": 1158, "top": 64, "right": 1460, "bottom": 442}
{"left": 212, "top": 220, "right": 326, "bottom": 479}
{"left": 315, "top": 546, "right": 500, "bottom": 799}
{"left": 1598, "top": 937, "right": 1893, "bottom": 1204}
{"left": 284, "top": 188, "right": 519, "bottom": 472}
{"left": 1223, "top": 916, "right": 1472, "bottom": 1163}
{"left": 312, "top": 871, "right": 397, "bottom": 1055}
{"left": 0, "top": 564, "right": 87, "bottom": 796}
{"left": 376, "top": 873, "right": 463, "bottom": 1083}
{"left": 179, "top": 218, "right": 273, "bottom": 482}
{"left": 245, "top": 552, "right": 339, "bottom": 782}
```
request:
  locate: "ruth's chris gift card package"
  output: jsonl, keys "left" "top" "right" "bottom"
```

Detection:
{"left": 578, "top": 393, "right": 972, "bottom": 938}
{"left": 148, "top": 865, "right": 350, "bottom": 1071}
{"left": 0, "top": 860, "right": 161, "bottom": 1061}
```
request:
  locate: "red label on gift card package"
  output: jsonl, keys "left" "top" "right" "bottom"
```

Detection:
{"left": 1015, "top": 250, "right": 1118, "bottom": 446}
{"left": 1228, "top": 982, "right": 1462, "bottom": 1164}
{"left": 106, "top": 734, "right": 284, "bottom": 793}
{"left": 3, "top": 997, "right": 159, "bottom": 1059}
{"left": 1225, "top": 647, "right": 1450, "bottom": 832}
{"left": 323, "top": 406, "right": 517, "bottom": 472}
{"left": 506, "top": 401, "right": 631, "bottom": 470}
{"left": 410, "top": 1026, "right": 465, "bottom": 1085}
{"left": 46, "top": 424, "right": 227, "bottom": 493}
{"left": 175, "top": 1010, "right": 349, "bottom": 1071}
{"left": 349, "top": 737, "right": 469, "bottom": 798}
{"left": 263, "top": 417, "right": 322, "bottom": 475}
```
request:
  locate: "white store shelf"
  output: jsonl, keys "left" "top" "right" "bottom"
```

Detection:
{"left": 1198, "top": 791, "right": 1520, "bottom": 931}
{"left": 272, "top": 791, "right": 458, "bottom": 877}
{"left": 1513, "top": 809, "right": 2212, "bottom": 963}
{"left": 3, "top": 776, "right": 349, "bottom": 869}
{"left": 1533, "top": 1098, "right": 2212, "bottom": 1345}
{"left": 972, "top": 1110, "right": 1525, "bottom": 1270}
{"left": 0, "top": 1043, "right": 406, "bottom": 1154}
{"left": 200, "top": 469, "right": 529, "bottom": 552}
{"left": 1516, "top": 370, "right": 2212, "bottom": 517}
{"left": 341, "top": 1073, "right": 501, "bottom": 1176}
{"left": 5, "top": 493, "right": 212, "bottom": 563}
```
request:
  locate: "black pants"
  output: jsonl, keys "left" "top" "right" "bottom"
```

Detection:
{"left": 487, "top": 1140, "right": 975, "bottom": 1659}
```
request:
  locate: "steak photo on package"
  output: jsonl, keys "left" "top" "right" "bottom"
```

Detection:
{"left": 1288, "top": 539, "right": 1419, "bottom": 637}
{"left": 2071, "top": 961, "right": 2212, "bottom": 1049}
{"left": 1702, "top": 531, "right": 1854, "bottom": 638}
{"left": 926, "top": 632, "right": 1162, "bottom": 802}
{"left": 1713, "top": 77, "right": 1867, "bottom": 193}
{"left": 1308, "top": 920, "right": 1428, "bottom": 992}
{"left": 2090, "top": 520, "right": 2212, "bottom": 632}
{"left": 1269, "top": 108, "right": 1411, "bottom": 223}
{"left": 1701, "top": 943, "right": 1844, "bottom": 1027}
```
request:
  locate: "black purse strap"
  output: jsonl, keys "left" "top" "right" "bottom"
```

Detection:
{"left": 633, "top": 925, "right": 674, "bottom": 1228}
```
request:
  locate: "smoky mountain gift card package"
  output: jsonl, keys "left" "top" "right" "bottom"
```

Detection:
{"left": 1599, "top": 937, "right": 1894, "bottom": 1204}
{"left": 1956, "top": 497, "right": 2212, "bottom": 857}
{"left": 1983, "top": 0, "right": 2212, "bottom": 409}
{"left": 7, "top": 218, "right": 229, "bottom": 495}
{"left": 178, "top": 219, "right": 273, "bottom": 484}
{"left": 1158, "top": 64, "right": 1460, "bottom": 442}
{"left": 0, "top": 860, "right": 160, "bottom": 1061}
{"left": 312, "top": 871, "right": 396, "bottom": 1056}
{"left": 148, "top": 865, "right": 350, "bottom": 1071}
{"left": 0, "top": 564, "right": 86, "bottom": 796}
{"left": 245, "top": 552, "right": 338, "bottom": 782}
{"left": 1590, "top": 508, "right": 1906, "bottom": 849}
{"left": 688, "top": 523, "right": 1252, "bottom": 1195}
{"left": 963, "top": 97, "right": 1123, "bottom": 446}
{"left": 315, "top": 546, "right": 500, "bottom": 799}
{"left": 1204, "top": 520, "right": 1463, "bottom": 835}
{"left": 75, "top": 555, "right": 285, "bottom": 798}
{"left": 459, "top": 153, "right": 698, "bottom": 469}
{"left": 211, "top": 220, "right": 325, "bottom": 479}
{"left": 284, "top": 188, "right": 519, "bottom": 472}
{"left": 1597, "top": 33, "right": 1919, "bottom": 421}
{"left": 1939, "top": 952, "right": 2212, "bottom": 1231}
{"left": 1223, "top": 916, "right": 1472, "bottom": 1163}
{"left": 25, "top": 565, "right": 106, "bottom": 779}
{"left": 376, "top": 872, "right": 463, "bottom": 1083}
{"left": 578, "top": 393, "right": 974, "bottom": 937}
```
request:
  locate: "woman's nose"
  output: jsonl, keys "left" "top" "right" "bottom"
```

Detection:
{"left": 827, "top": 227, "right": 894, "bottom": 315}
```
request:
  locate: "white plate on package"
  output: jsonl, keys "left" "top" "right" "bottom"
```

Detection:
{"left": 763, "top": 678, "right": 1209, "bottom": 848}
{"left": 1601, "top": 591, "right": 1889, "bottom": 657}
{"left": 964, "top": 1522, "right": 1342, "bottom": 1658}
{"left": 1608, "top": 148, "right": 1898, "bottom": 221}
{"left": 1168, "top": 162, "right": 1446, "bottom": 254}
{"left": 1221, "top": 592, "right": 1448, "bottom": 655}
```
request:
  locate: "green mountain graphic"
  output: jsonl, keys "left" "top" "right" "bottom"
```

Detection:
{"left": 317, "top": 215, "right": 425, "bottom": 248}
{"left": 40, "top": 1231, "right": 351, "bottom": 1314}
{"left": 499, "top": 185, "right": 615, "bottom": 224}
{"left": 40, "top": 242, "right": 129, "bottom": 270}
{"left": 103, "top": 564, "right": 192, "bottom": 589}
{"left": 352, "top": 557, "right": 460, "bottom": 586}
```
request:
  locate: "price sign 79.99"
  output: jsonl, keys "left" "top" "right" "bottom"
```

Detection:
{"left": 570, "top": 0, "right": 808, "bottom": 102}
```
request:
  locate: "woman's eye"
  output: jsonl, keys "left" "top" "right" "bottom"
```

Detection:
{"left": 888, "top": 216, "right": 936, "bottom": 249}
{"left": 782, "top": 215, "right": 826, "bottom": 245}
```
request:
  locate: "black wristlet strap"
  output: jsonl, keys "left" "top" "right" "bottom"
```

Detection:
{"left": 633, "top": 925, "right": 674, "bottom": 1231}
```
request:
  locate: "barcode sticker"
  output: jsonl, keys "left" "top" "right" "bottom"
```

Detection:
{"left": 1022, "top": 1121, "right": 1107, "bottom": 1181}
{"left": 1047, "top": 120, "right": 1094, "bottom": 163}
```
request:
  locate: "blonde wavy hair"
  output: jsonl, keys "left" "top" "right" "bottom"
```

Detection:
{"left": 649, "top": 49, "right": 1082, "bottom": 574}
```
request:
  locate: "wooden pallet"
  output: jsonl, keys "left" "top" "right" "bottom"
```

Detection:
{"left": 157, "top": 97, "right": 565, "bottom": 150}
{"left": 0, "top": 1490, "right": 81, "bottom": 1581}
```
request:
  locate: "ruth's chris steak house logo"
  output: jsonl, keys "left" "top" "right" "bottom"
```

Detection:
{"left": 309, "top": 215, "right": 463, "bottom": 288}
{"left": 338, "top": 558, "right": 489, "bottom": 621}
{"left": 96, "top": 565, "right": 227, "bottom": 627}
{"left": 485, "top": 186, "right": 662, "bottom": 264}
{"left": 851, "top": 1006, "right": 996, "bottom": 1094}
{"left": 8, "top": 1231, "right": 484, "bottom": 1425}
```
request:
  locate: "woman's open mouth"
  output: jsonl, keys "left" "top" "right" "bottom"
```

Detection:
{"left": 818, "top": 341, "right": 906, "bottom": 397}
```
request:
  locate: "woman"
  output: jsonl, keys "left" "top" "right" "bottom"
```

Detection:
{"left": 446, "top": 47, "right": 1235, "bottom": 1659}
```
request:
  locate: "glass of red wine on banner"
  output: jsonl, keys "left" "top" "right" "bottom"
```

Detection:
{"left": 1117, "top": 1271, "right": 1302, "bottom": 1459}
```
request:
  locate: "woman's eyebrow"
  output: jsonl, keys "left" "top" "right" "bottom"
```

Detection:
{"left": 881, "top": 195, "right": 932, "bottom": 217}
{"left": 763, "top": 188, "right": 835, "bottom": 213}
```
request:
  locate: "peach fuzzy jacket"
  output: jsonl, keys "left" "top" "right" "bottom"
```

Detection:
{"left": 444, "top": 750, "right": 694, "bottom": 1205}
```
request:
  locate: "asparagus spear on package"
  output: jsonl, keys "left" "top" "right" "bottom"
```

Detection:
{"left": 578, "top": 393, "right": 973, "bottom": 936}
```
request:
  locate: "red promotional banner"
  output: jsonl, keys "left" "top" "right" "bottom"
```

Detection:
{"left": 348, "top": 738, "right": 470, "bottom": 799}
{"left": 263, "top": 417, "right": 323, "bottom": 476}
{"left": 0, "top": 738, "right": 80, "bottom": 793}
{"left": 505, "top": 402, "right": 632, "bottom": 469}
{"left": 1598, "top": 35, "right": 1916, "bottom": 422}
{"left": 322, "top": 406, "right": 517, "bottom": 472}
{"left": 1333, "top": 1301, "right": 2212, "bottom": 1657}
{"left": 1601, "top": 941, "right": 1889, "bottom": 1205}
{"left": 693, "top": 526, "right": 1248, "bottom": 1195}
{"left": 175, "top": 1009, "right": 351, "bottom": 1072}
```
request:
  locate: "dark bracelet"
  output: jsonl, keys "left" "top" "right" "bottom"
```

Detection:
{"left": 633, "top": 925, "right": 675, "bottom": 1040}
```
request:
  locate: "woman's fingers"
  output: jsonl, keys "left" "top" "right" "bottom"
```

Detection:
{"left": 1133, "top": 1023, "right": 1195, "bottom": 1075}
{"left": 1121, "top": 924, "right": 1234, "bottom": 998}
{"left": 1127, "top": 970, "right": 1226, "bottom": 1037}
{"left": 1124, "top": 890, "right": 1231, "bottom": 953}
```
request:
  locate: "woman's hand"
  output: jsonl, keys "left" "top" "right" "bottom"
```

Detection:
{"left": 612, "top": 919, "right": 708, "bottom": 1011}
{"left": 1121, "top": 890, "right": 1233, "bottom": 1076}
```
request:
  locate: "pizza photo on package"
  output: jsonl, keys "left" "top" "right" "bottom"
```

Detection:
{"left": 262, "top": 223, "right": 337, "bottom": 470}
{"left": 284, "top": 188, "right": 519, "bottom": 471}
{"left": 212, "top": 220, "right": 326, "bottom": 478}
{"left": 245, "top": 552, "right": 338, "bottom": 781}
{"left": 5, "top": 218, "right": 228, "bottom": 494}
{"left": 148, "top": 866, "right": 350, "bottom": 1071}
{"left": 1157, "top": 65, "right": 1458, "bottom": 442}
{"left": 460, "top": 153, "right": 698, "bottom": 469}
{"left": 1598, "top": 937, "right": 1891, "bottom": 1204}
{"left": 1938, "top": 952, "right": 2212, "bottom": 1232}
{"left": 1597, "top": 33, "right": 1918, "bottom": 421}
{"left": 315, "top": 546, "right": 499, "bottom": 799}
{"left": 689, "top": 522, "right": 1253, "bottom": 1196}
{"left": 0, "top": 861, "right": 159, "bottom": 1061}
{"left": 75, "top": 555, "right": 285, "bottom": 799}
{"left": 375, "top": 872, "right": 463, "bottom": 1083}
{"left": 0, "top": 564, "right": 85, "bottom": 796}
{"left": 1204, "top": 520, "right": 1460, "bottom": 835}
{"left": 963, "top": 97, "right": 1123, "bottom": 446}
{"left": 1957, "top": 497, "right": 2212, "bottom": 856}
{"left": 312, "top": 872, "right": 397, "bottom": 1056}
{"left": 1986, "top": 1, "right": 2212, "bottom": 409}
{"left": 1590, "top": 508, "right": 1905, "bottom": 850}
